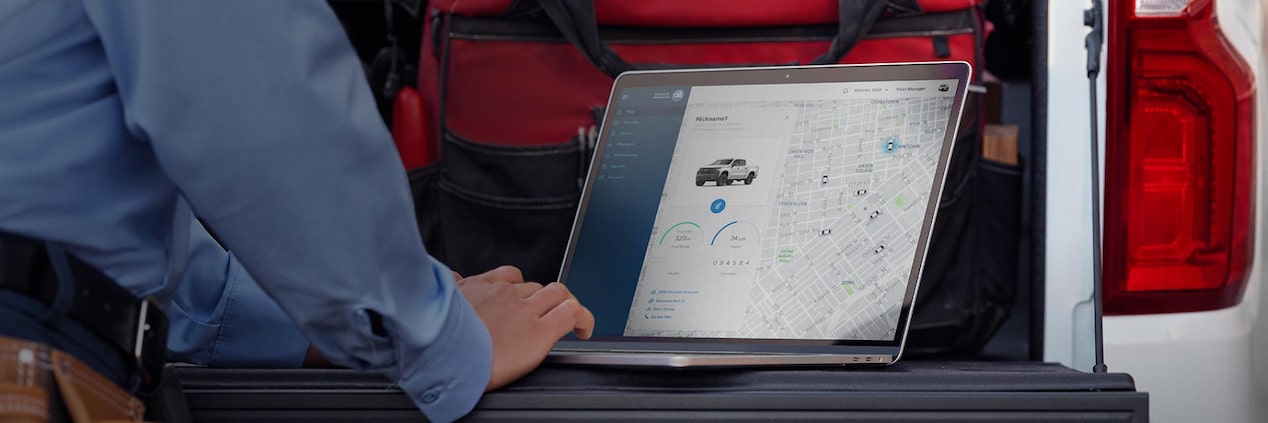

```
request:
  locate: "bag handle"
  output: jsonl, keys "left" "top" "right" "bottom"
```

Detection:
{"left": 538, "top": 0, "right": 891, "bottom": 78}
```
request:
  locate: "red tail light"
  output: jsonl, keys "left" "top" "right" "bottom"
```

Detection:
{"left": 1104, "top": 0, "right": 1256, "bottom": 314}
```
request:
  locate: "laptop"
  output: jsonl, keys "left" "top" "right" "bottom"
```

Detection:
{"left": 550, "top": 62, "right": 972, "bottom": 367}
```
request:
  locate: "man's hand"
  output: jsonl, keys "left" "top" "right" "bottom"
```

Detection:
{"left": 456, "top": 266, "right": 595, "bottom": 391}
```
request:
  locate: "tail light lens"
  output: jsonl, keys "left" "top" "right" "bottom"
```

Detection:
{"left": 1104, "top": 0, "right": 1256, "bottom": 314}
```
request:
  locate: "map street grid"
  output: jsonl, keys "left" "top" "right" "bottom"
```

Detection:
{"left": 625, "top": 87, "right": 954, "bottom": 341}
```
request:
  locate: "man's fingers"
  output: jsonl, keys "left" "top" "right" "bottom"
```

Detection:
{"left": 573, "top": 302, "right": 595, "bottom": 339}
{"left": 514, "top": 282, "right": 545, "bottom": 297}
{"left": 479, "top": 265, "right": 525, "bottom": 284}
{"left": 526, "top": 283, "right": 571, "bottom": 315}
{"left": 540, "top": 298, "right": 596, "bottom": 340}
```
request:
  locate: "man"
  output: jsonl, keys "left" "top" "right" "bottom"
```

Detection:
{"left": 0, "top": 2, "right": 594, "bottom": 422}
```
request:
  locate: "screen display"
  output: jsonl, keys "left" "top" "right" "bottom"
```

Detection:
{"left": 564, "top": 77, "right": 960, "bottom": 342}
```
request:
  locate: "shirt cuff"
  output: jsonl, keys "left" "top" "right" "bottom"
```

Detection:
{"left": 392, "top": 283, "right": 492, "bottom": 422}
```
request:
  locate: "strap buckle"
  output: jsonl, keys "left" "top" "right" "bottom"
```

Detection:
{"left": 134, "top": 297, "right": 169, "bottom": 393}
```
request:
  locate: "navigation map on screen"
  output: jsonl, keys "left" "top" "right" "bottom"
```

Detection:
{"left": 620, "top": 80, "right": 958, "bottom": 341}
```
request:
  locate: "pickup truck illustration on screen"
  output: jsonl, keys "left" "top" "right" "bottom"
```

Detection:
{"left": 696, "top": 158, "right": 759, "bottom": 186}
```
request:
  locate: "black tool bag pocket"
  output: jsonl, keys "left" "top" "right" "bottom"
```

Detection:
{"left": 410, "top": 132, "right": 585, "bottom": 283}
{"left": 906, "top": 115, "right": 1022, "bottom": 356}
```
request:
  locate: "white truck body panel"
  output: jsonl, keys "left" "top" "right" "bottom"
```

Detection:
{"left": 1045, "top": 0, "right": 1265, "bottom": 421}
{"left": 1043, "top": 0, "right": 1103, "bottom": 373}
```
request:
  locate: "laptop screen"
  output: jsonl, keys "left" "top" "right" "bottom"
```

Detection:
{"left": 561, "top": 65, "right": 966, "bottom": 346}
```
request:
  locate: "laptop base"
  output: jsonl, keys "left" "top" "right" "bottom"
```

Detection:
{"left": 546, "top": 350, "right": 893, "bottom": 367}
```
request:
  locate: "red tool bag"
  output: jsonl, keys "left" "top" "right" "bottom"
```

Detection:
{"left": 406, "top": 0, "right": 1018, "bottom": 356}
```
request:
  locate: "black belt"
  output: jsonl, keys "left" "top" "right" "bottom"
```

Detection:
{"left": 0, "top": 232, "right": 167, "bottom": 391}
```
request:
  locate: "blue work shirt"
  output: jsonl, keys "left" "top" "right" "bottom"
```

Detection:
{"left": 0, "top": 2, "right": 491, "bottom": 421}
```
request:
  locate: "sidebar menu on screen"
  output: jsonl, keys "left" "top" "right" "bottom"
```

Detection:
{"left": 565, "top": 86, "right": 691, "bottom": 337}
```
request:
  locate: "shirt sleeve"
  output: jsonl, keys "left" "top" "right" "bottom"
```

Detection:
{"left": 80, "top": 3, "right": 492, "bottom": 421}
{"left": 166, "top": 218, "right": 310, "bottom": 368}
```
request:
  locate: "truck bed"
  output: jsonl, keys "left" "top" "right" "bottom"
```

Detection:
{"left": 153, "top": 361, "right": 1146, "bottom": 422}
